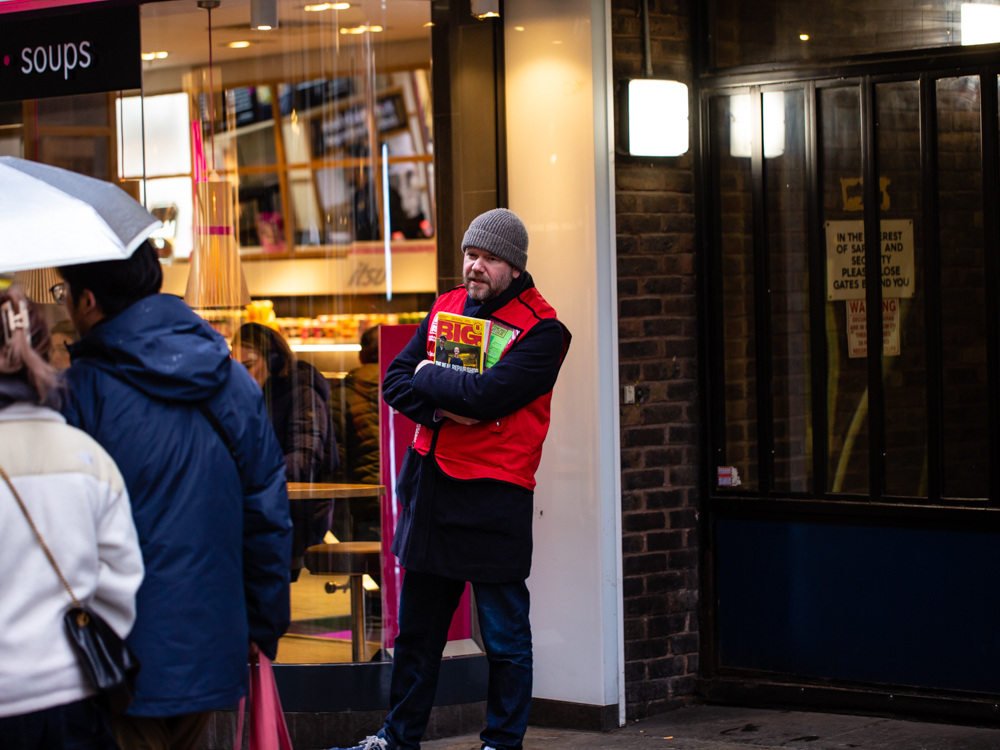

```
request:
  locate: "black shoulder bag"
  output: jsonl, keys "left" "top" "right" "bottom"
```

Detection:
{"left": 0, "top": 464, "right": 140, "bottom": 714}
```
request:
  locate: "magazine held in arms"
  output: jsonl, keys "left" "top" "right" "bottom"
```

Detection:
{"left": 426, "top": 312, "right": 522, "bottom": 373}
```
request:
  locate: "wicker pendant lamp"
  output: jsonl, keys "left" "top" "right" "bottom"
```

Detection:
{"left": 184, "top": 181, "right": 250, "bottom": 310}
{"left": 12, "top": 267, "right": 62, "bottom": 304}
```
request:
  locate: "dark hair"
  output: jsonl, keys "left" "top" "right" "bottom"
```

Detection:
{"left": 359, "top": 325, "right": 379, "bottom": 365}
{"left": 59, "top": 240, "right": 163, "bottom": 318}
{"left": 232, "top": 322, "right": 295, "bottom": 377}
{"left": 0, "top": 287, "right": 55, "bottom": 403}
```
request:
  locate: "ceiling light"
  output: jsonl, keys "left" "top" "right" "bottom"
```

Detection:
{"left": 514, "top": 26, "right": 525, "bottom": 31}
{"left": 423, "top": 21, "right": 434, "bottom": 27}
{"left": 251, "top": 0, "right": 278, "bottom": 31}
{"left": 155, "top": 51, "right": 169, "bottom": 58}
{"left": 470, "top": 0, "right": 499, "bottom": 19}
{"left": 340, "top": 24, "right": 382, "bottom": 33}
{"left": 228, "top": 40, "right": 251, "bottom": 48}
{"left": 141, "top": 52, "right": 156, "bottom": 60}
{"left": 627, "top": 79, "right": 689, "bottom": 157}
{"left": 304, "top": 1, "right": 348, "bottom": 8}
{"left": 331, "top": 2, "right": 350, "bottom": 8}
{"left": 962, "top": 3, "right": 1000, "bottom": 44}
{"left": 799, "top": 33, "right": 809, "bottom": 40}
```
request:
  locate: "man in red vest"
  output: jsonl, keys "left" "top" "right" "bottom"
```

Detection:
{"left": 330, "top": 209, "right": 570, "bottom": 750}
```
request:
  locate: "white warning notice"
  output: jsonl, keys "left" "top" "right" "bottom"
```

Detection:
{"left": 847, "top": 298, "right": 900, "bottom": 358}
{"left": 826, "top": 219, "right": 915, "bottom": 301}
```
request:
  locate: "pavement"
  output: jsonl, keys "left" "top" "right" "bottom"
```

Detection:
{"left": 422, "top": 705, "right": 1000, "bottom": 750}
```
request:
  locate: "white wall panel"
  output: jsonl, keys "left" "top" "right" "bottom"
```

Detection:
{"left": 505, "top": 0, "right": 622, "bottom": 718}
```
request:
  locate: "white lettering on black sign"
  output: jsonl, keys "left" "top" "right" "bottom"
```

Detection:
{"left": 20, "top": 42, "right": 91, "bottom": 79}
{"left": 0, "top": 7, "right": 139, "bottom": 102}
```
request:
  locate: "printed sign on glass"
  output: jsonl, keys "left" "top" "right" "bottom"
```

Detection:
{"left": 825, "top": 219, "right": 915, "bottom": 301}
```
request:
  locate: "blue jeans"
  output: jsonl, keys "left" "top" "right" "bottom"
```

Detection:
{"left": 383, "top": 571, "right": 532, "bottom": 750}
{"left": 0, "top": 698, "right": 118, "bottom": 750}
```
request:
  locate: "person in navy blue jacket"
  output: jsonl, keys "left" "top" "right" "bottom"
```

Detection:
{"left": 55, "top": 242, "right": 292, "bottom": 750}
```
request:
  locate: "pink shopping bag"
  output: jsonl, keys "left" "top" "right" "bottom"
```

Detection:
{"left": 235, "top": 651, "right": 293, "bottom": 750}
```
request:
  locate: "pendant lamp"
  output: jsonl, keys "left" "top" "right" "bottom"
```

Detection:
{"left": 13, "top": 267, "right": 61, "bottom": 304}
{"left": 184, "top": 181, "right": 251, "bottom": 309}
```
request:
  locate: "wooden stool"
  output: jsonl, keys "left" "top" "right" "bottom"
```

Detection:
{"left": 304, "top": 542, "right": 381, "bottom": 662}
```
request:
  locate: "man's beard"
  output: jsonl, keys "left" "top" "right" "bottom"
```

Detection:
{"left": 464, "top": 266, "right": 514, "bottom": 301}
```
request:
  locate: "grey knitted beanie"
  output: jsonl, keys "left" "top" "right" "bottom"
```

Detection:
{"left": 461, "top": 208, "right": 529, "bottom": 272}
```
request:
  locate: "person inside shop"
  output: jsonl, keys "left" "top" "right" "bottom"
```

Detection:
{"left": 388, "top": 175, "right": 432, "bottom": 240}
{"left": 329, "top": 208, "right": 572, "bottom": 750}
{"left": 330, "top": 325, "right": 381, "bottom": 541}
{"left": 48, "top": 319, "right": 78, "bottom": 370}
{"left": 56, "top": 242, "right": 291, "bottom": 750}
{"left": 232, "top": 323, "right": 339, "bottom": 576}
{"left": 352, "top": 168, "right": 379, "bottom": 241}
{"left": 0, "top": 288, "right": 144, "bottom": 750}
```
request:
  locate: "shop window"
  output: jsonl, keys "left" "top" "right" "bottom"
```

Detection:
{"left": 5, "top": 0, "right": 462, "bottom": 668}
{"left": 878, "top": 80, "right": 927, "bottom": 498}
{"left": 0, "top": 102, "right": 23, "bottom": 158}
{"left": 706, "top": 70, "right": 1000, "bottom": 506}
{"left": 766, "top": 88, "right": 811, "bottom": 493}
{"left": 819, "top": 86, "right": 867, "bottom": 495}
{"left": 710, "top": 93, "right": 758, "bottom": 490}
{"left": 938, "top": 75, "right": 988, "bottom": 499}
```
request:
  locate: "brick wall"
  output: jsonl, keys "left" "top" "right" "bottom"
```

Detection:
{"left": 610, "top": 0, "right": 700, "bottom": 721}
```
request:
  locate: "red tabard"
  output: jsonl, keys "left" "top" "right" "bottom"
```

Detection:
{"left": 412, "top": 285, "right": 568, "bottom": 491}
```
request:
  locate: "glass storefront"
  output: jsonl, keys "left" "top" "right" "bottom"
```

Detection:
{"left": 705, "top": 73, "right": 998, "bottom": 503}
{"left": 1, "top": 0, "right": 483, "bottom": 667}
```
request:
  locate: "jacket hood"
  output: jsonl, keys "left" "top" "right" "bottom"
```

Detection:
{"left": 69, "top": 294, "right": 233, "bottom": 403}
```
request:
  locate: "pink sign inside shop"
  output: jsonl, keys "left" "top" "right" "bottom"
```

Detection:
{"left": 0, "top": 0, "right": 106, "bottom": 14}
{"left": 379, "top": 324, "right": 473, "bottom": 650}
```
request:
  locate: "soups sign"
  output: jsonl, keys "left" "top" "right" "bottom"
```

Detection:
{"left": 0, "top": 6, "right": 140, "bottom": 103}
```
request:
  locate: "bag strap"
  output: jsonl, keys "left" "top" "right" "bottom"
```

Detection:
{"left": 0, "top": 463, "right": 83, "bottom": 610}
{"left": 197, "top": 402, "right": 239, "bottom": 465}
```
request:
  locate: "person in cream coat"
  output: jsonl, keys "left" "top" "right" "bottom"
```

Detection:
{"left": 0, "top": 287, "right": 143, "bottom": 750}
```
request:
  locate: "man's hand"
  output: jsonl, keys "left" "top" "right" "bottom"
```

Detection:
{"left": 440, "top": 409, "right": 479, "bottom": 426}
{"left": 415, "top": 359, "right": 434, "bottom": 374}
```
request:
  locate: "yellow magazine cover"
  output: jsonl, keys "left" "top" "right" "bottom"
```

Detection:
{"left": 429, "top": 312, "right": 492, "bottom": 373}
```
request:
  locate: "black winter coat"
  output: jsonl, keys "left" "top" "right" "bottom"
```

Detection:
{"left": 382, "top": 273, "right": 569, "bottom": 581}
{"left": 264, "top": 359, "right": 338, "bottom": 567}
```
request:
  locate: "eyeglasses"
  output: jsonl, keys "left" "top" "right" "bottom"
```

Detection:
{"left": 50, "top": 282, "right": 67, "bottom": 306}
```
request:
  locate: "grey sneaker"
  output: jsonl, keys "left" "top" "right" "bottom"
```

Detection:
{"left": 327, "top": 735, "right": 390, "bottom": 750}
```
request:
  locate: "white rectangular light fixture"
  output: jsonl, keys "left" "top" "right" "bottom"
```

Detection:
{"left": 628, "top": 79, "right": 689, "bottom": 157}
{"left": 729, "top": 91, "right": 786, "bottom": 159}
{"left": 251, "top": 0, "right": 278, "bottom": 30}
{"left": 961, "top": 3, "right": 1000, "bottom": 45}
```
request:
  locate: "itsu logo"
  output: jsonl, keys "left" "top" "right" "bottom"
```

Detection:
{"left": 18, "top": 41, "right": 92, "bottom": 80}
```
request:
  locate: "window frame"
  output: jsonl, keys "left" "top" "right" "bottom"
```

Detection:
{"left": 699, "top": 57, "right": 1000, "bottom": 509}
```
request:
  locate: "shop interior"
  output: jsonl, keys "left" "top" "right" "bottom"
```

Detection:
{"left": 0, "top": 0, "right": 482, "bottom": 666}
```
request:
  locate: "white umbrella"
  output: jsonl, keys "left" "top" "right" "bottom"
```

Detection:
{"left": 0, "top": 156, "right": 162, "bottom": 273}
